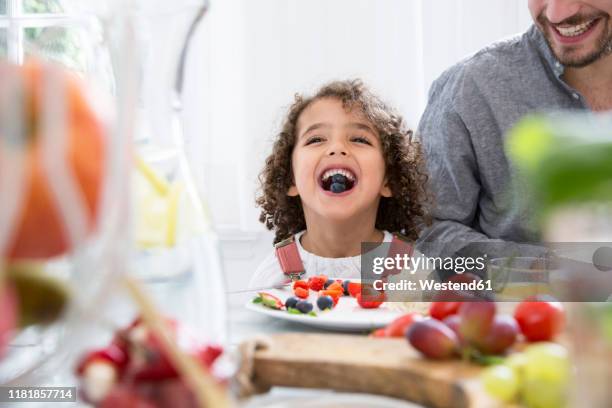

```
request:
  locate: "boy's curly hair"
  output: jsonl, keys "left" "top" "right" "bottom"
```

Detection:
{"left": 256, "top": 79, "right": 430, "bottom": 244}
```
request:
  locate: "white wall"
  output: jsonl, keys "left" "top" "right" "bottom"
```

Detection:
{"left": 181, "top": 0, "right": 534, "bottom": 290}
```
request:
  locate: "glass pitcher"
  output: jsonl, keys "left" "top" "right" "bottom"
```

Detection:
{"left": 123, "top": 0, "right": 228, "bottom": 345}
{"left": 0, "top": 0, "right": 228, "bottom": 389}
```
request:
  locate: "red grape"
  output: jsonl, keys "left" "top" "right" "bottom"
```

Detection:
{"left": 459, "top": 301, "right": 496, "bottom": 344}
{"left": 406, "top": 319, "right": 459, "bottom": 359}
{"left": 476, "top": 315, "right": 519, "bottom": 355}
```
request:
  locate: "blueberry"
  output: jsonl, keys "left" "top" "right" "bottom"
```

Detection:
{"left": 342, "top": 280, "right": 351, "bottom": 296}
{"left": 285, "top": 297, "right": 299, "bottom": 309}
{"left": 324, "top": 279, "right": 335, "bottom": 289}
{"left": 330, "top": 182, "right": 346, "bottom": 193}
{"left": 317, "top": 296, "right": 334, "bottom": 310}
{"left": 296, "top": 300, "right": 313, "bottom": 314}
{"left": 331, "top": 174, "right": 347, "bottom": 184}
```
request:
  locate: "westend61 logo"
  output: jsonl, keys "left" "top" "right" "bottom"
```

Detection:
{"left": 372, "top": 253, "right": 487, "bottom": 275}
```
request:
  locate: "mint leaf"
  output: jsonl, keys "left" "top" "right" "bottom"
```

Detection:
{"left": 252, "top": 296, "right": 263, "bottom": 304}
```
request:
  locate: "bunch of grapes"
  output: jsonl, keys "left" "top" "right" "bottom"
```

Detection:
{"left": 482, "top": 342, "right": 570, "bottom": 408}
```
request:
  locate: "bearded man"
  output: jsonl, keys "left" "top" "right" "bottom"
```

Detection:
{"left": 417, "top": 0, "right": 612, "bottom": 260}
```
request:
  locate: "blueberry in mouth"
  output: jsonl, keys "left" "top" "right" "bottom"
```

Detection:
{"left": 331, "top": 182, "right": 346, "bottom": 193}
{"left": 320, "top": 169, "right": 356, "bottom": 194}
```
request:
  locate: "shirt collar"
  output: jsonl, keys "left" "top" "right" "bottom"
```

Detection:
{"left": 527, "top": 24, "right": 565, "bottom": 78}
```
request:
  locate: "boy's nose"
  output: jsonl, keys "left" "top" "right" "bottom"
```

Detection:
{"left": 328, "top": 150, "right": 347, "bottom": 156}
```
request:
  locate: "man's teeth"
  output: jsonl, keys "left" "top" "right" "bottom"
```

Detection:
{"left": 556, "top": 20, "right": 595, "bottom": 37}
{"left": 322, "top": 169, "right": 355, "bottom": 181}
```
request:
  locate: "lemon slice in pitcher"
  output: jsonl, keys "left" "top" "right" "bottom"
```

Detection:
{"left": 133, "top": 156, "right": 182, "bottom": 248}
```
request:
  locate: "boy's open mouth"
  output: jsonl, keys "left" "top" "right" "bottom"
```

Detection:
{"left": 319, "top": 168, "right": 357, "bottom": 194}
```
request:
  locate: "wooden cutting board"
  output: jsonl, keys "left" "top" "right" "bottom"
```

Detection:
{"left": 243, "top": 333, "right": 503, "bottom": 408}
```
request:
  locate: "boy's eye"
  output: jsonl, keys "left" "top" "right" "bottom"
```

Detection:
{"left": 351, "top": 136, "right": 372, "bottom": 145}
{"left": 305, "top": 136, "right": 324, "bottom": 145}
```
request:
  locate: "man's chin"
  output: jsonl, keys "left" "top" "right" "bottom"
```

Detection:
{"left": 554, "top": 47, "right": 608, "bottom": 67}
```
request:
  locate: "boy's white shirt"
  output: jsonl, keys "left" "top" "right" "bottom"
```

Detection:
{"left": 249, "top": 230, "right": 432, "bottom": 290}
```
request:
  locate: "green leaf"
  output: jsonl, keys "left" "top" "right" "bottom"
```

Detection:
{"left": 252, "top": 296, "right": 263, "bottom": 304}
{"left": 308, "top": 311, "right": 317, "bottom": 317}
{"left": 287, "top": 308, "right": 301, "bottom": 315}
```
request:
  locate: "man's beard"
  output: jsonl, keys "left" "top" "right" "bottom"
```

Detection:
{"left": 537, "top": 11, "right": 612, "bottom": 68}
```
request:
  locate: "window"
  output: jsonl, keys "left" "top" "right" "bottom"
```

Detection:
{"left": 0, "top": 0, "right": 87, "bottom": 72}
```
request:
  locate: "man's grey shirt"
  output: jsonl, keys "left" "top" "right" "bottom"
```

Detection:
{"left": 417, "top": 25, "right": 588, "bottom": 259}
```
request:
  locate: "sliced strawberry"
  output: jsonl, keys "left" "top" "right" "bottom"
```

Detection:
{"left": 292, "top": 280, "right": 309, "bottom": 291}
{"left": 307, "top": 276, "right": 326, "bottom": 291}
{"left": 294, "top": 287, "right": 309, "bottom": 299}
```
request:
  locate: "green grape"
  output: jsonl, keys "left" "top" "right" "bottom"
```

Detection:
{"left": 524, "top": 343, "right": 570, "bottom": 384}
{"left": 524, "top": 379, "right": 568, "bottom": 408}
{"left": 505, "top": 352, "right": 527, "bottom": 377}
{"left": 481, "top": 364, "right": 520, "bottom": 403}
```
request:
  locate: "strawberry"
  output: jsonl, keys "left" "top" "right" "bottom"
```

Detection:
{"left": 294, "top": 287, "right": 309, "bottom": 299}
{"left": 76, "top": 344, "right": 130, "bottom": 377}
{"left": 307, "top": 276, "right": 326, "bottom": 291}
{"left": 292, "top": 280, "right": 309, "bottom": 291}
{"left": 356, "top": 293, "right": 384, "bottom": 309}
{"left": 196, "top": 344, "right": 223, "bottom": 367}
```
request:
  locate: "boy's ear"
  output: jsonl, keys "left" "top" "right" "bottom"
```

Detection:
{"left": 380, "top": 180, "right": 392, "bottom": 198}
{"left": 287, "top": 185, "right": 299, "bottom": 197}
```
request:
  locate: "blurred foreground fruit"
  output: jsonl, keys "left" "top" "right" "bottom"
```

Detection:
{"left": 5, "top": 262, "right": 70, "bottom": 327}
{"left": 429, "top": 302, "right": 461, "bottom": 320}
{"left": 406, "top": 319, "right": 459, "bottom": 359}
{"left": 481, "top": 343, "right": 570, "bottom": 408}
{"left": 0, "top": 281, "right": 19, "bottom": 358}
{"left": 76, "top": 317, "right": 224, "bottom": 407}
{"left": 482, "top": 364, "right": 520, "bottom": 403}
{"left": 0, "top": 60, "right": 106, "bottom": 260}
{"left": 514, "top": 296, "right": 565, "bottom": 341}
{"left": 384, "top": 313, "right": 424, "bottom": 338}
{"left": 476, "top": 315, "right": 518, "bottom": 355}
{"left": 459, "top": 301, "right": 495, "bottom": 344}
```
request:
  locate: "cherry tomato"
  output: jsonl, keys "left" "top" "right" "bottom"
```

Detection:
{"left": 514, "top": 296, "right": 565, "bottom": 342}
{"left": 347, "top": 282, "right": 362, "bottom": 297}
{"left": 385, "top": 312, "right": 425, "bottom": 337}
{"left": 356, "top": 293, "right": 384, "bottom": 309}
{"left": 429, "top": 302, "right": 462, "bottom": 320}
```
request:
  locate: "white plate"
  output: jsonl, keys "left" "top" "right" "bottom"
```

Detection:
{"left": 245, "top": 286, "right": 404, "bottom": 332}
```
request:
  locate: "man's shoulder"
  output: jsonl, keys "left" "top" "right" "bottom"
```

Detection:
{"left": 432, "top": 28, "right": 540, "bottom": 96}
